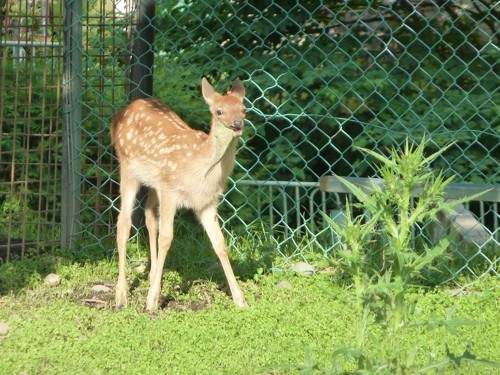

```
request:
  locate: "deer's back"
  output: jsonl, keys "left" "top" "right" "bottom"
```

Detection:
{"left": 113, "top": 98, "right": 212, "bottom": 161}
{"left": 111, "top": 98, "right": 229, "bottom": 209}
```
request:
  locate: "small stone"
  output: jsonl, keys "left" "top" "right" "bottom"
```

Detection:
{"left": 319, "top": 267, "right": 337, "bottom": 276}
{"left": 44, "top": 273, "right": 60, "bottom": 285}
{"left": 449, "top": 288, "right": 466, "bottom": 297}
{"left": 276, "top": 280, "right": 292, "bottom": 289}
{"left": 91, "top": 284, "right": 111, "bottom": 293}
{"left": 291, "top": 262, "right": 315, "bottom": 276}
{"left": 0, "top": 322, "right": 9, "bottom": 336}
{"left": 135, "top": 264, "right": 147, "bottom": 273}
{"left": 449, "top": 288, "right": 484, "bottom": 297}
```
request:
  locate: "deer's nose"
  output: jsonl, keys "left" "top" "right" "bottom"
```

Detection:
{"left": 233, "top": 120, "right": 243, "bottom": 129}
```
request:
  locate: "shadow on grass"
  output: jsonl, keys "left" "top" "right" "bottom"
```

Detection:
{"left": 0, "top": 212, "right": 273, "bottom": 305}
{"left": 0, "top": 243, "right": 114, "bottom": 296}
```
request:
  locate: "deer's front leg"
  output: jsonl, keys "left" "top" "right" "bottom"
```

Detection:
{"left": 198, "top": 205, "right": 248, "bottom": 308}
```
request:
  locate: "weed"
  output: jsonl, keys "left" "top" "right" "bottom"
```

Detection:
{"left": 304, "top": 138, "right": 500, "bottom": 374}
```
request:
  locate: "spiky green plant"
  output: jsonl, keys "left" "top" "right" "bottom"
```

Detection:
{"left": 322, "top": 138, "right": 496, "bottom": 374}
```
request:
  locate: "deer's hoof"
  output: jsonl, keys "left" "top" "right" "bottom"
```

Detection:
{"left": 115, "top": 281, "right": 128, "bottom": 308}
{"left": 235, "top": 296, "right": 249, "bottom": 308}
{"left": 115, "top": 293, "right": 127, "bottom": 309}
{"left": 145, "top": 291, "right": 160, "bottom": 312}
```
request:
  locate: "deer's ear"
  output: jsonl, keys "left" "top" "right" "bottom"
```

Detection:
{"left": 230, "top": 79, "right": 245, "bottom": 99}
{"left": 202, "top": 77, "right": 215, "bottom": 104}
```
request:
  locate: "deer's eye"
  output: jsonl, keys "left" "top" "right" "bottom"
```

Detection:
{"left": 216, "top": 109, "right": 223, "bottom": 116}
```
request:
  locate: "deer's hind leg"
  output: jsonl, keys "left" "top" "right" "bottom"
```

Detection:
{"left": 115, "top": 173, "right": 140, "bottom": 308}
{"left": 144, "top": 188, "right": 159, "bottom": 285}
{"left": 145, "top": 191, "right": 176, "bottom": 311}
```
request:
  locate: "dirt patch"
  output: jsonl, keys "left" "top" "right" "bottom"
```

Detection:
{"left": 159, "top": 280, "right": 218, "bottom": 312}
{"left": 78, "top": 282, "right": 115, "bottom": 309}
{"left": 76, "top": 280, "right": 218, "bottom": 312}
{"left": 161, "top": 298, "right": 209, "bottom": 312}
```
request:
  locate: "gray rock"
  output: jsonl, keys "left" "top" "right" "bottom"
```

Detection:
{"left": 44, "top": 273, "right": 60, "bottom": 285}
{"left": 0, "top": 322, "right": 9, "bottom": 336}
{"left": 276, "top": 280, "right": 292, "bottom": 289}
{"left": 291, "top": 262, "right": 315, "bottom": 276}
{"left": 449, "top": 288, "right": 484, "bottom": 297}
{"left": 135, "top": 264, "right": 147, "bottom": 273}
{"left": 91, "top": 284, "right": 112, "bottom": 293}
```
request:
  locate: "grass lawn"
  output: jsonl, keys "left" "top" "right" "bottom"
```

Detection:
{"left": 0, "top": 248, "right": 498, "bottom": 374}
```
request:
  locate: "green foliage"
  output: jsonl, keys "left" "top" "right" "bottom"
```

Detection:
{"left": 0, "top": 190, "right": 40, "bottom": 241}
{"left": 0, "top": 0, "right": 63, "bottom": 248}
{"left": 152, "top": 0, "right": 498, "bottom": 183}
{"left": 316, "top": 139, "right": 498, "bottom": 373}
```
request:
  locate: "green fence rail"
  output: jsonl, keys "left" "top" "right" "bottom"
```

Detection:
{"left": 1, "top": 1, "right": 498, "bottom": 284}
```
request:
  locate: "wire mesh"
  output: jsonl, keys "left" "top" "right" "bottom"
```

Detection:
{"left": 0, "top": 0, "right": 63, "bottom": 261}
{"left": 1, "top": 1, "right": 498, "bottom": 283}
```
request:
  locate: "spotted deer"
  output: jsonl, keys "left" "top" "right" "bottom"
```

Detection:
{"left": 111, "top": 78, "right": 248, "bottom": 311}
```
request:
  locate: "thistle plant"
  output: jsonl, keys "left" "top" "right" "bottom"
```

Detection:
{"left": 323, "top": 138, "right": 495, "bottom": 374}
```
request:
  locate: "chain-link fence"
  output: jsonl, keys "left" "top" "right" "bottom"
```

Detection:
{"left": 1, "top": 1, "right": 498, "bottom": 282}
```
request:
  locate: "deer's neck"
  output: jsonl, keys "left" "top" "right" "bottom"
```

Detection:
{"left": 209, "top": 119, "right": 237, "bottom": 159}
{"left": 205, "top": 119, "right": 238, "bottom": 177}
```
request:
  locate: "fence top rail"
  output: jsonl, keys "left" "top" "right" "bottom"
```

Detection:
{"left": 0, "top": 40, "right": 62, "bottom": 47}
{"left": 320, "top": 176, "right": 500, "bottom": 202}
{"left": 237, "top": 179, "right": 319, "bottom": 188}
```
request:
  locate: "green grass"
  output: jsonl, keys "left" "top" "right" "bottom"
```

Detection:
{"left": 0, "top": 249, "right": 498, "bottom": 375}
{"left": 2, "top": 141, "right": 499, "bottom": 374}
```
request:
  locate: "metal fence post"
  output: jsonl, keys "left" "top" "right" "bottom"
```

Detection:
{"left": 127, "top": 0, "right": 156, "bottom": 231}
{"left": 128, "top": 0, "right": 155, "bottom": 101}
{"left": 61, "top": 0, "right": 83, "bottom": 250}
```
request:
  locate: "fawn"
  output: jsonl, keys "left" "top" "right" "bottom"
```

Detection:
{"left": 111, "top": 78, "right": 248, "bottom": 311}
